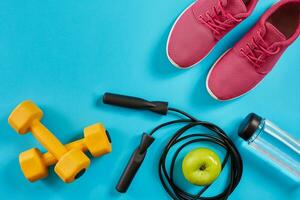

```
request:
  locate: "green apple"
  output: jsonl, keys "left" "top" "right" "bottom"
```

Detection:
{"left": 182, "top": 148, "right": 222, "bottom": 186}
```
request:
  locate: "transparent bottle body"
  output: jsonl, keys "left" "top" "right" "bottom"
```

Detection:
{"left": 247, "top": 119, "right": 300, "bottom": 181}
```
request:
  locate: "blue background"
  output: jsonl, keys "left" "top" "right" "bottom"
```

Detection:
{"left": 0, "top": 0, "right": 299, "bottom": 199}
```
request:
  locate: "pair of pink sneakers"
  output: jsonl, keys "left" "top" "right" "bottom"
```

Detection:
{"left": 167, "top": 0, "right": 300, "bottom": 101}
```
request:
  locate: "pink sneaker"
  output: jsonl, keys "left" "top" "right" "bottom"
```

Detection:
{"left": 167, "top": 0, "right": 258, "bottom": 69}
{"left": 206, "top": 0, "right": 300, "bottom": 101}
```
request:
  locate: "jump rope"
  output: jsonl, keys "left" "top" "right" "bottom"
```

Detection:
{"left": 103, "top": 92, "right": 243, "bottom": 200}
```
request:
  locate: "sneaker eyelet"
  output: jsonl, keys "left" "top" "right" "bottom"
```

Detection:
{"left": 205, "top": 11, "right": 211, "bottom": 18}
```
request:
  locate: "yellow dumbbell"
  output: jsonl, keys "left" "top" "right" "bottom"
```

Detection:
{"left": 8, "top": 100, "right": 90, "bottom": 183}
{"left": 19, "top": 123, "right": 112, "bottom": 182}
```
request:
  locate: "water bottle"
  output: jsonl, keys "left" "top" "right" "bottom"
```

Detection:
{"left": 238, "top": 113, "right": 300, "bottom": 181}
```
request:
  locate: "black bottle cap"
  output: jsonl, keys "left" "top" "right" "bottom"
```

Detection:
{"left": 238, "top": 113, "right": 263, "bottom": 141}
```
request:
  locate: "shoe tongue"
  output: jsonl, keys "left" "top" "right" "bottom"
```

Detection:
{"left": 225, "top": 0, "right": 248, "bottom": 15}
{"left": 263, "top": 22, "right": 287, "bottom": 45}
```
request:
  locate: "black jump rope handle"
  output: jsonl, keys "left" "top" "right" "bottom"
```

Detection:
{"left": 102, "top": 93, "right": 164, "bottom": 193}
{"left": 116, "top": 133, "right": 155, "bottom": 193}
{"left": 103, "top": 92, "right": 168, "bottom": 115}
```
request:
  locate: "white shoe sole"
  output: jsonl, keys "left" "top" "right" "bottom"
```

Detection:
{"left": 206, "top": 50, "right": 229, "bottom": 101}
{"left": 166, "top": 2, "right": 215, "bottom": 69}
{"left": 206, "top": 49, "right": 262, "bottom": 101}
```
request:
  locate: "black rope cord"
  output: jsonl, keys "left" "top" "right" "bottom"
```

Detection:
{"left": 149, "top": 107, "right": 243, "bottom": 200}
{"left": 102, "top": 92, "right": 243, "bottom": 198}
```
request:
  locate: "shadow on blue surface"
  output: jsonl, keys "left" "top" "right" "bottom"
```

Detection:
{"left": 149, "top": 24, "right": 184, "bottom": 78}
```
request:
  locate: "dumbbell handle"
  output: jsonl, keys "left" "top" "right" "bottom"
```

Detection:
{"left": 31, "top": 120, "right": 68, "bottom": 159}
{"left": 43, "top": 139, "right": 87, "bottom": 166}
